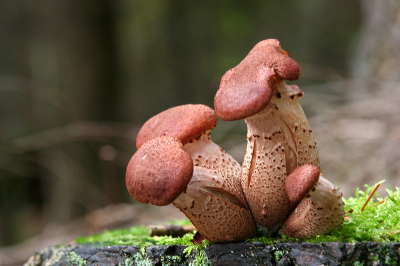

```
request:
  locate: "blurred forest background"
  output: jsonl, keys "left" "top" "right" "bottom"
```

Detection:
{"left": 1, "top": 0, "right": 400, "bottom": 264}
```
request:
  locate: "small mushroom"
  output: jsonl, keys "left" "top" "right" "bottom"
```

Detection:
{"left": 126, "top": 136, "right": 193, "bottom": 206}
{"left": 285, "top": 164, "right": 320, "bottom": 209}
{"left": 214, "top": 39, "right": 343, "bottom": 235}
{"left": 282, "top": 175, "right": 345, "bottom": 239}
{"left": 126, "top": 104, "right": 257, "bottom": 242}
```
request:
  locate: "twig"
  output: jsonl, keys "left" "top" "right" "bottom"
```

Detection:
{"left": 370, "top": 198, "right": 386, "bottom": 207}
{"left": 148, "top": 224, "right": 196, "bottom": 237}
{"left": 361, "top": 183, "right": 381, "bottom": 211}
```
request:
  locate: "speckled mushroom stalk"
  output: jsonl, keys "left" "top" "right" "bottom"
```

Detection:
{"left": 214, "top": 39, "right": 344, "bottom": 236}
{"left": 127, "top": 104, "right": 257, "bottom": 243}
{"left": 175, "top": 132, "right": 257, "bottom": 242}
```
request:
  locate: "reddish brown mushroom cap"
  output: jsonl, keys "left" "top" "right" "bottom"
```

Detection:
{"left": 136, "top": 104, "right": 218, "bottom": 149}
{"left": 126, "top": 136, "right": 193, "bottom": 206}
{"left": 285, "top": 164, "right": 320, "bottom": 206}
{"left": 214, "top": 39, "right": 301, "bottom": 121}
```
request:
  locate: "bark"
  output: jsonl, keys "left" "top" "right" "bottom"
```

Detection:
{"left": 25, "top": 242, "right": 400, "bottom": 266}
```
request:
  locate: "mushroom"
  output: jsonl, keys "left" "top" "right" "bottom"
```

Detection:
{"left": 126, "top": 136, "right": 194, "bottom": 206}
{"left": 285, "top": 164, "right": 320, "bottom": 209}
{"left": 214, "top": 39, "right": 344, "bottom": 236}
{"left": 126, "top": 104, "right": 257, "bottom": 242}
{"left": 282, "top": 174, "right": 344, "bottom": 239}
{"left": 283, "top": 165, "right": 344, "bottom": 239}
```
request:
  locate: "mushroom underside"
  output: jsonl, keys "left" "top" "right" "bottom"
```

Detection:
{"left": 173, "top": 166, "right": 257, "bottom": 243}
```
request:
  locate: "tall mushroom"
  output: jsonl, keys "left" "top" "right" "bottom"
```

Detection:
{"left": 126, "top": 104, "right": 257, "bottom": 243}
{"left": 214, "top": 39, "right": 344, "bottom": 236}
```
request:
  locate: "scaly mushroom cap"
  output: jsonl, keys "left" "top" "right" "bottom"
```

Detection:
{"left": 285, "top": 164, "right": 320, "bottom": 207}
{"left": 214, "top": 39, "right": 301, "bottom": 121}
{"left": 126, "top": 136, "right": 193, "bottom": 206}
{"left": 282, "top": 175, "right": 345, "bottom": 239}
{"left": 136, "top": 104, "right": 218, "bottom": 149}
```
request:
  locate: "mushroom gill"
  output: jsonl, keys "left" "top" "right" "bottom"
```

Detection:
{"left": 173, "top": 166, "right": 256, "bottom": 243}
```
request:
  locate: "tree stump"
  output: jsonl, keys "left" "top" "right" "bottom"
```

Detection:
{"left": 24, "top": 241, "right": 400, "bottom": 266}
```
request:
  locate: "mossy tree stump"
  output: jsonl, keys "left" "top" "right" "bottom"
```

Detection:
{"left": 25, "top": 241, "right": 400, "bottom": 266}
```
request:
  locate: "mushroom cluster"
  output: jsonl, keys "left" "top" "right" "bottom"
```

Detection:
{"left": 126, "top": 105, "right": 256, "bottom": 242}
{"left": 126, "top": 39, "right": 344, "bottom": 243}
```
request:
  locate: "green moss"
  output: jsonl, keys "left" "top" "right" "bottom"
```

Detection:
{"left": 303, "top": 181, "right": 400, "bottom": 243}
{"left": 189, "top": 242, "right": 212, "bottom": 266}
{"left": 250, "top": 181, "right": 400, "bottom": 244}
{"left": 75, "top": 218, "right": 194, "bottom": 247}
{"left": 75, "top": 182, "right": 400, "bottom": 263}
{"left": 75, "top": 218, "right": 211, "bottom": 265}
{"left": 274, "top": 250, "right": 283, "bottom": 261}
{"left": 271, "top": 246, "right": 288, "bottom": 262}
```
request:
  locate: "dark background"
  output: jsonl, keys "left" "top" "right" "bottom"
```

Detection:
{"left": 1, "top": 1, "right": 400, "bottom": 264}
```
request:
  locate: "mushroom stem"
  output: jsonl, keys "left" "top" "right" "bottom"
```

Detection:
{"left": 174, "top": 132, "right": 257, "bottom": 242}
{"left": 270, "top": 82, "right": 321, "bottom": 171}
{"left": 241, "top": 101, "right": 292, "bottom": 232}
{"left": 173, "top": 166, "right": 257, "bottom": 243}
{"left": 241, "top": 81, "right": 321, "bottom": 232}
{"left": 183, "top": 131, "right": 242, "bottom": 185}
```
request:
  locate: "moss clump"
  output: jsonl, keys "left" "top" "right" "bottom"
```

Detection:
{"left": 75, "top": 219, "right": 194, "bottom": 247}
{"left": 250, "top": 181, "right": 400, "bottom": 244}
{"left": 76, "top": 182, "right": 400, "bottom": 250}
{"left": 272, "top": 248, "right": 287, "bottom": 262}
{"left": 304, "top": 181, "right": 400, "bottom": 243}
